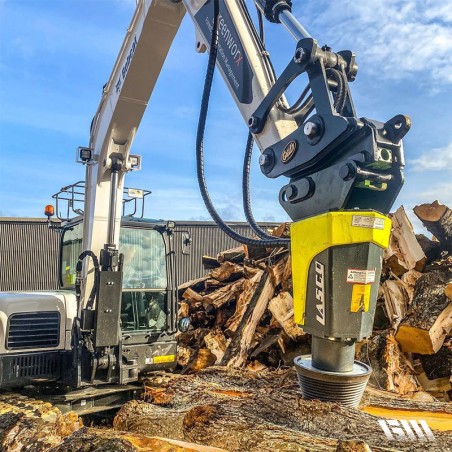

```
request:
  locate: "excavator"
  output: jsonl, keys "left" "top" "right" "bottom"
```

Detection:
{"left": 0, "top": 0, "right": 410, "bottom": 412}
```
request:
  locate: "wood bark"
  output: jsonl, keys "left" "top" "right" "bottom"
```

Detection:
{"left": 52, "top": 426, "right": 227, "bottom": 452}
{"left": 419, "top": 338, "right": 452, "bottom": 380}
{"left": 414, "top": 201, "right": 452, "bottom": 253}
{"left": 395, "top": 270, "right": 452, "bottom": 354}
{"left": 115, "top": 367, "right": 452, "bottom": 452}
{"left": 416, "top": 234, "right": 442, "bottom": 262}
{"left": 0, "top": 393, "right": 81, "bottom": 451}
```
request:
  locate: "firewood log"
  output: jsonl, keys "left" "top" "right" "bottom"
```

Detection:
{"left": 202, "top": 279, "right": 244, "bottom": 309}
{"left": 217, "top": 246, "right": 245, "bottom": 264}
{"left": 182, "top": 287, "right": 204, "bottom": 305}
{"left": 414, "top": 200, "right": 452, "bottom": 254}
{"left": 384, "top": 206, "right": 426, "bottom": 276}
{"left": 221, "top": 273, "right": 275, "bottom": 367}
{"left": 203, "top": 330, "right": 228, "bottom": 364}
{"left": 416, "top": 234, "right": 442, "bottom": 263}
{"left": 224, "top": 271, "right": 264, "bottom": 335}
{"left": 178, "top": 276, "right": 209, "bottom": 295}
{"left": 395, "top": 270, "right": 452, "bottom": 354}
{"left": 359, "top": 331, "right": 419, "bottom": 395}
{"left": 268, "top": 254, "right": 289, "bottom": 287}
{"left": 202, "top": 255, "right": 221, "bottom": 269}
{"left": 268, "top": 291, "right": 304, "bottom": 340}
{"left": 381, "top": 280, "right": 410, "bottom": 330}
{"left": 210, "top": 262, "right": 244, "bottom": 282}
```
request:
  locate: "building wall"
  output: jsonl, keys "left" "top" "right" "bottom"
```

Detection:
{"left": 0, "top": 218, "right": 280, "bottom": 291}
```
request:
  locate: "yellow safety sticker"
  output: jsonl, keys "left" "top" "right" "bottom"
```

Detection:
{"left": 152, "top": 354, "right": 176, "bottom": 364}
{"left": 350, "top": 284, "right": 371, "bottom": 312}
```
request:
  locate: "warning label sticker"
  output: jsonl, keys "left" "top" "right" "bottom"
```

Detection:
{"left": 351, "top": 215, "right": 385, "bottom": 230}
{"left": 350, "top": 284, "right": 371, "bottom": 312}
{"left": 346, "top": 269, "right": 376, "bottom": 284}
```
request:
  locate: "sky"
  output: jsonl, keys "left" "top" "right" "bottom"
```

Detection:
{"left": 0, "top": 0, "right": 451, "bottom": 232}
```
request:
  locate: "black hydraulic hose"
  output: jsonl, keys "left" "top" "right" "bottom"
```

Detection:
{"left": 75, "top": 250, "right": 100, "bottom": 313}
{"left": 242, "top": 132, "right": 290, "bottom": 243}
{"left": 196, "top": 0, "right": 289, "bottom": 248}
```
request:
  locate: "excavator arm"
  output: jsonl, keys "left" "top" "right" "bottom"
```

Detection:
{"left": 76, "top": 0, "right": 410, "bottom": 405}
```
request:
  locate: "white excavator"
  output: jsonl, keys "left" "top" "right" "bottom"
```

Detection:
{"left": 0, "top": 0, "right": 410, "bottom": 412}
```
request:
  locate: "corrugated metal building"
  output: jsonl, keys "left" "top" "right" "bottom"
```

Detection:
{"left": 0, "top": 218, "right": 279, "bottom": 292}
{"left": 0, "top": 218, "right": 61, "bottom": 291}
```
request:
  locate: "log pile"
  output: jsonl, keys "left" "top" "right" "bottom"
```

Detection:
{"left": 177, "top": 201, "right": 452, "bottom": 402}
{"left": 370, "top": 201, "right": 452, "bottom": 400}
{"left": 177, "top": 223, "right": 310, "bottom": 374}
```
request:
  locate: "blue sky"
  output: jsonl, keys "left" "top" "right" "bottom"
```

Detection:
{"left": 0, "top": 0, "right": 451, "bottom": 231}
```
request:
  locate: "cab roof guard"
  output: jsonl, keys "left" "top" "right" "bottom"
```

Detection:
{"left": 52, "top": 181, "right": 151, "bottom": 221}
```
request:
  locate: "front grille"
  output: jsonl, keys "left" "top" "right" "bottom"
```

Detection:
{"left": 11, "top": 353, "right": 60, "bottom": 378}
{"left": 7, "top": 312, "right": 60, "bottom": 349}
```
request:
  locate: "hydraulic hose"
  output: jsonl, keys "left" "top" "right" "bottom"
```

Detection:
{"left": 75, "top": 250, "right": 100, "bottom": 314}
{"left": 242, "top": 132, "right": 289, "bottom": 243}
{"left": 196, "top": 0, "right": 289, "bottom": 248}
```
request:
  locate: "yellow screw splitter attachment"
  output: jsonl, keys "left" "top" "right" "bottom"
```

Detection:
{"left": 292, "top": 211, "right": 391, "bottom": 407}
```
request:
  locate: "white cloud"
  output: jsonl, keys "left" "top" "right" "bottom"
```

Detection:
{"left": 297, "top": 0, "right": 452, "bottom": 87}
{"left": 409, "top": 142, "right": 452, "bottom": 172}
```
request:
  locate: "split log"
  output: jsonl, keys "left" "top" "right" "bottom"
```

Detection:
{"left": 400, "top": 269, "right": 423, "bottom": 301}
{"left": 243, "top": 244, "right": 269, "bottom": 260}
{"left": 224, "top": 271, "right": 264, "bottom": 335}
{"left": 271, "top": 222, "right": 290, "bottom": 238}
{"left": 203, "top": 279, "right": 226, "bottom": 291}
{"left": 217, "top": 246, "right": 245, "bottom": 264}
{"left": 384, "top": 206, "right": 426, "bottom": 275}
{"left": 395, "top": 270, "right": 452, "bottom": 354}
{"left": 184, "top": 348, "right": 217, "bottom": 374}
{"left": 416, "top": 234, "right": 442, "bottom": 263}
{"left": 178, "top": 301, "right": 190, "bottom": 318}
{"left": 204, "top": 330, "right": 228, "bottom": 364}
{"left": 268, "top": 254, "right": 289, "bottom": 287}
{"left": 221, "top": 272, "right": 275, "bottom": 367}
{"left": 117, "top": 367, "right": 452, "bottom": 452}
{"left": 414, "top": 201, "right": 452, "bottom": 254}
{"left": 359, "top": 331, "right": 419, "bottom": 395}
{"left": 182, "top": 288, "right": 204, "bottom": 305}
{"left": 178, "top": 276, "right": 209, "bottom": 295}
{"left": 202, "top": 279, "right": 244, "bottom": 309}
{"left": 381, "top": 280, "right": 410, "bottom": 330}
{"left": 268, "top": 291, "right": 304, "bottom": 340}
{"left": 202, "top": 255, "right": 221, "bottom": 269}
{"left": 210, "top": 262, "right": 244, "bottom": 282}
